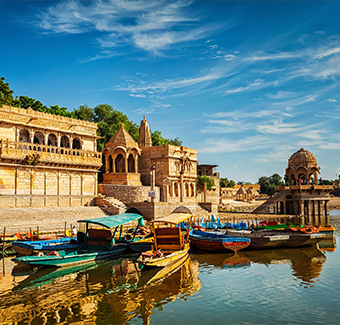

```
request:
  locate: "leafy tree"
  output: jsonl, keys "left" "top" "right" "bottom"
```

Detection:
{"left": 228, "top": 180, "right": 236, "bottom": 188}
{"left": 220, "top": 177, "right": 229, "bottom": 187}
{"left": 74, "top": 104, "right": 94, "bottom": 122}
{"left": 0, "top": 77, "right": 20, "bottom": 107}
{"left": 94, "top": 104, "right": 140, "bottom": 151}
{"left": 197, "top": 175, "right": 214, "bottom": 190}
{"left": 151, "top": 131, "right": 182, "bottom": 147}
{"left": 258, "top": 173, "right": 284, "bottom": 196}
{"left": 321, "top": 179, "right": 333, "bottom": 185}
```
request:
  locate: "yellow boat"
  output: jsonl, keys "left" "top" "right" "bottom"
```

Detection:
{"left": 137, "top": 213, "right": 192, "bottom": 268}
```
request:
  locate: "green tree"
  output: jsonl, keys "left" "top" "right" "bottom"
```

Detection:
{"left": 0, "top": 77, "right": 20, "bottom": 107}
{"left": 220, "top": 177, "right": 229, "bottom": 187}
{"left": 258, "top": 173, "right": 284, "bottom": 196}
{"left": 197, "top": 175, "right": 214, "bottom": 190}
{"left": 94, "top": 104, "right": 140, "bottom": 151}
{"left": 228, "top": 180, "right": 236, "bottom": 188}
{"left": 151, "top": 131, "right": 182, "bottom": 147}
{"left": 74, "top": 104, "right": 94, "bottom": 122}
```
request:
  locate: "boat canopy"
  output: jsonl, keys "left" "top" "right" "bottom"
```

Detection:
{"left": 149, "top": 213, "right": 192, "bottom": 225}
{"left": 77, "top": 213, "right": 143, "bottom": 229}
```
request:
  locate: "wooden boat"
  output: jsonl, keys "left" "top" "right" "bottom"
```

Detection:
{"left": 129, "top": 237, "right": 153, "bottom": 253}
{"left": 12, "top": 213, "right": 144, "bottom": 268}
{"left": 226, "top": 230, "right": 291, "bottom": 250}
{"left": 189, "top": 230, "right": 250, "bottom": 253}
{"left": 12, "top": 237, "right": 80, "bottom": 256}
{"left": 137, "top": 213, "right": 192, "bottom": 268}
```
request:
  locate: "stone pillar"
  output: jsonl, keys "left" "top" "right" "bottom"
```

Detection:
{"left": 283, "top": 201, "right": 286, "bottom": 214}
{"left": 124, "top": 156, "right": 128, "bottom": 173}
{"left": 135, "top": 156, "right": 138, "bottom": 173}
{"left": 325, "top": 200, "right": 330, "bottom": 226}
{"left": 180, "top": 170, "right": 184, "bottom": 203}
{"left": 293, "top": 201, "right": 299, "bottom": 215}
{"left": 299, "top": 201, "right": 304, "bottom": 216}
{"left": 70, "top": 136, "right": 73, "bottom": 149}
{"left": 306, "top": 201, "right": 313, "bottom": 225}
{"left": 313, "top": 201, "right": 318, "bottom": 226}
{"left": 204, "top": 183, "right": 207, "bottom": 203}
{"left": 316, "top": 201, "right": 322, "bottom": 226}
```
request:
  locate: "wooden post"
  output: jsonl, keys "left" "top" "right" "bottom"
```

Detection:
{"left": 30, "top": 227, "right": 33, "bottom": 241}
{"left": 64, "top": 221, "right": 67, "bottom": 237}
{"left": 37, "top": 226, "right": 39, "bottom": 240}
{"left": 2, "top": 227, "right": 5, "bottom": 257}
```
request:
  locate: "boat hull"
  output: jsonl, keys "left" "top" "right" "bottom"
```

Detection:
{"left": 137, "top": 244, "right": 190, "bottom": 268}
{"left": 12, "top": 244, "right": 129, "bottom": 268}
{"left": 189, "top": 231, "right": 250, "bottom": 253}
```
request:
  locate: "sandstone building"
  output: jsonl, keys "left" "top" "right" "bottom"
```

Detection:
{"left": 253, "top": 148, "right": 333, "bottom": 225}
{"left": 0, "top": 105, "right": 102, "bottom": 208}
{"left": 98, "top": 117, "right": 217, "bottom": 220}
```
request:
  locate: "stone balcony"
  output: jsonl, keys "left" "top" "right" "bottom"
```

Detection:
{"left": 275, "top": 184, "right": 334, "bottom": 192}
{"left": 0, "top": 139, "right": 102, "bottom": 169}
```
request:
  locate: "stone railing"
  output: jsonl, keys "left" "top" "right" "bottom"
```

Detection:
{"left": 0, "top": 139, "right": 102, "bottom": 166}
{"left": 275, "top": 185, "right": 334, "bottom": 191}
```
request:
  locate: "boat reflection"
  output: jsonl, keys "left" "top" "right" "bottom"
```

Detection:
{"left": 0, "top": 255, "right": 201, "bottom": 324}
{"left": 242, "top": 246, "right": 327, "bottom": 287}
{"left": 192, "top": 251, "right": 251, "bottom": 268}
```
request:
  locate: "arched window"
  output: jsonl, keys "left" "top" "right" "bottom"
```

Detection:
{"left": 128, "top": 154, "right": 135, "bottom": 173}
{"left": 60, "top": 135, "right": 69, "bottom": 148}
{"left": 109, "top": 155, "right": 113, "bottom": 173}
{"left": 174, "top": 182, "right": 179, "bottom": 197}
{"left": 115, "top": 153, "right": 125, "bottom": 172}
{"left": 73, "top": 137, "right": 81, "bottom": 150}
{"left": 185, "top": 183, "right": 189, "bottom": 197}
{"left": 48, "top": 133, "right": 57, "bottom": 146}
{"left": 19, "top": 129, "right": 30, "bottom": 142}
{"left": 191, "top": 183, "right": 195, "bottom": 197}
{"left": 33, "top": 131, "right": 44, "bottom": 145}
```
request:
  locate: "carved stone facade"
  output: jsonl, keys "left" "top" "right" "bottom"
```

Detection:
{"left": 0, "top": 105, "right": 101, "bottom": 207}
{"left": 253, "top": 148, "right": 333, "bottom": 226}
{"left": 101, "top": 117, "right": 198, "bottom": 206}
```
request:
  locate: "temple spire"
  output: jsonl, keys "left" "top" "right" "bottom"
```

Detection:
{"left": 138, "top": 116, "right": 152, "bottom": 148}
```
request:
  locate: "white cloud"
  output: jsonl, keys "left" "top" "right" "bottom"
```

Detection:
{"left": 200, "top": 136, "right": 268, "bottom": 153}
{"left": 33, "top": 0, "right": 218, "bottom": 56}
{"left": 225, "top": 79, "right": 263, "bottom": 95}
{"left": 267, "top": 91, "right": 295, "bottom": 100}
{"left": 319, "top": 143, "right": 340, "bottom": 149}
{"left": 327, "top": 98, "right": 337, "bottom": 102}
{"left": 208, "top": 119, "right": 234, "bottom": 126}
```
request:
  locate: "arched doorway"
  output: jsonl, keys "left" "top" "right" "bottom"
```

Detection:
{"left": 33, "top": 131, "right": 44, "bottom": 145}
{"left": 48, "top": 133, "right": 57, "bottom": 146}
{"left": 128, "top": 154, "right": 135, "bottom": 173}
{"left": 19, "top": 129, "right": 30, "bottom": 142}
{"left": 115, "top": 153, "right": 125, "bottom": 172}
{"left": 73, "top": 137, "right": 81, "bottom": 150}
{"left": 60, "top": 135, "right": 69, "bottom": 148}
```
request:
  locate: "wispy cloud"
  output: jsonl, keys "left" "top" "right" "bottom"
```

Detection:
{"left": 33, "top": 0, "right": 219, "bottom": 56}
{"left": 200, "top": 136, "right": 268, "bottom": 153}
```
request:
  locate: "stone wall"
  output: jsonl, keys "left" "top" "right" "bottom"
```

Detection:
{"left": 98, "top": 184, "right": 160, "bottom": 203}
{"left": 0, "top": 165, "right": 97, "bottom": 208}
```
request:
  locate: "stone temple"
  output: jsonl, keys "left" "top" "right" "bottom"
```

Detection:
{"left": 254, "top": 148, "right": 333, "bottom": 226}
{"left": 98, "top": 116, "right": 217, "bottom": 220}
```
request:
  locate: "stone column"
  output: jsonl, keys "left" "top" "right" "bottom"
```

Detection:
{"left": 70, "top": 136, "right": 73, "bottom": 149}
{"left": 325, "top": 200, "right": 330, "bottom": 226}
{"left": 300, "top": 201, "right": 304, "bottom": 216}
{"left": 135, "top": 156, "right": 138, "bottom": 173}
{"left": 313, "top": 201, "right": 318, "bottom": 226}
{"left": 293, "top": 200, "right": 299, "bottom": 215}
{"left": 180, "top": 170, "right": 184, "bottom": 203}
{"left": 105, "top": 156, "right": 109, "bottom": 173}
{"left": 125, "top": 155, "right": 128, "bottom": 173}
{"left": 306, "top": 201, "right": 313, "bottom": 225}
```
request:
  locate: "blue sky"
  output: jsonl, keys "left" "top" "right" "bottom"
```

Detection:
{"left": 1, "top": 0, "right": 340, "bottom": 183}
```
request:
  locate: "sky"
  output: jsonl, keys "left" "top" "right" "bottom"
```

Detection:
{"left": 1, "top": 0, "right": 340, "bottom": 183}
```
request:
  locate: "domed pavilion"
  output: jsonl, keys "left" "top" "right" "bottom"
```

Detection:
{"left": 253, "top": 148, "right": 333, "bottom": 226}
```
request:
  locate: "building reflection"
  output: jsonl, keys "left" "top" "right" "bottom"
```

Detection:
{"left": 243, "top": 247, "right": 327, "bottom": 287}
{"left": 0, "top": 256, "right": 201, "bottom": 324}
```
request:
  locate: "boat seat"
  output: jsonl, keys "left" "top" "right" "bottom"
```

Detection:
{"left": 155, "top": 227, "right": 183, "bottom": 250}
{"left": 88, "top": 228, "right": 113, "bottom": 239}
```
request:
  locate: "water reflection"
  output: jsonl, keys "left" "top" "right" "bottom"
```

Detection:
{"left": 0, "top": 256, "right": 201, "bottom": 324}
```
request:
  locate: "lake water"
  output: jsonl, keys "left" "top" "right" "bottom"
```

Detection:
{"left": 1, "top": 211, "right": 340, "bottom": 325}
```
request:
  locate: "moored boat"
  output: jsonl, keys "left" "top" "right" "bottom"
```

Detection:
{"left": 12, "top": 237, "right": 80, "bottom": 256}
{"left": 137, "top": 213, "right": 192, "bottom": 268}
{"left": 189, "top": 230, "right": 250, "bottom": 253}
{"left": 12, "top": 213, "right": 144, "bottom": 268}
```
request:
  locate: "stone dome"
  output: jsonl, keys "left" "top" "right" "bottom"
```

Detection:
{"left": 288, "top": 148, "right": 318, "bottom": 168}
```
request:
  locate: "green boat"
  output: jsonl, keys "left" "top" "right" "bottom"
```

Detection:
{"left": 12, "top": 213, "right": 144, "bottom": 268}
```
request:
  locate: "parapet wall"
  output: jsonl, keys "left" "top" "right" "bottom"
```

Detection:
{"left": 98, "top": 184, "right": 160, "bottom": 203}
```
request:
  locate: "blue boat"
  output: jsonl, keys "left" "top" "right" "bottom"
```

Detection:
{"left": 12, "top": 237, "right": 80, "bottom": 256}
{"left": 12, "top": 213, "right": 144, "bottom": 268}
{"left": 189, "top": 230, "right": 251, "bottom": 253}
